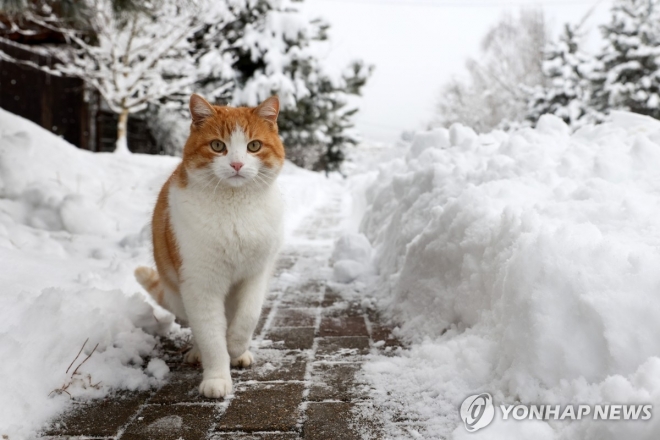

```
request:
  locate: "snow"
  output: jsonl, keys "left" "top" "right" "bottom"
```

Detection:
{"left": 6, "top": 92, "right": 660, "bottom": 439}
{"left": 343, "top": 112, "right": 660, "bottom": 439}
{"left": 146, "top": 359, "right": 170, "bottom": 381}
{"left": 0, "top": 108, "right": 327, "bottom": 439}
{"left": 330, "top": 233, "right": 373, "bottom": 283}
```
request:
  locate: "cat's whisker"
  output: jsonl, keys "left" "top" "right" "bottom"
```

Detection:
{"left": 212, "top": 178, "right": 222, "bottom": 197}
{"left": 197, "top": 172, "right": 219, "bottom": 193}
{"left": 253, "top": 172, "right": 272, "bottom": 191}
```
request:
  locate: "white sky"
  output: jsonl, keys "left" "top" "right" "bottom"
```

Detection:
{"left": 299, "top": 0, "right": 614, "bottom": 142}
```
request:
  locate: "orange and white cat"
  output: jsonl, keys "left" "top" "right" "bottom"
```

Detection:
{"left": 135, "top": 94, "right": 285, "bottom": 398}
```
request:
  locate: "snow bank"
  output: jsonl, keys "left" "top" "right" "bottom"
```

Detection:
{"left": 0, "top": 108, "right": 182, "bottom": 438}
{"left": 355, "top": 113, "right": 660, "bottom": 438}
{"left": 0, "top": 108, "right": 327, "bottom": 438}
{"left": 331, "top": 233, "right": 373, "bottom": 283}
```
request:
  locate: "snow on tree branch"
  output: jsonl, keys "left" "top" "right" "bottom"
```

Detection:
{"left": 6, "top": 0, "right": 238, "bottom": 153}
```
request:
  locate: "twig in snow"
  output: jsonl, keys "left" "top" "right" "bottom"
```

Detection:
{"left": 65, "top": 338, "right": 88, "bottom": 374}
{"left": 70, "top": 343, "right": 99, "bottom": 378}
{"left": 48, "top": 382, "right": 72, "bottom": 399}
{"left": 49, "top": 340, "right": 100, "bottom": 398}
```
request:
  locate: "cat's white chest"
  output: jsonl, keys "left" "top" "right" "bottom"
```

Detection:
{"left": 168, "top": 183, "right": 284, "bottom": 281}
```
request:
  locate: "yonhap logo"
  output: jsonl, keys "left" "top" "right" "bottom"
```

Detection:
{"left": 460, "top": 393, "right": 495, "bottom": 432}
{"left": 459, "top": 391, "right": 652, "bottom": 433}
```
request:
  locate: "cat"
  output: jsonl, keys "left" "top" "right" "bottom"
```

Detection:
{"left": 135, "top": 93, "right": 285, "bottom": 398}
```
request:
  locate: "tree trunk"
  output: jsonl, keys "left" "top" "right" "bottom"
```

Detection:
{"left": 115, "top": 108, "right": 130, "bottom": 154}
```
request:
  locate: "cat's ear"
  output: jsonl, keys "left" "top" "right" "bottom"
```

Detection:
{"left": 254, "top": 96, "right": 279, "bottom": 124}
{"left": 189, "top": 94, "right": 216, "bottom": 126}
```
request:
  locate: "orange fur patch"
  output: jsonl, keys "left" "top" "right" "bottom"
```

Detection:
{"left": 181, "top": 100, "right": 285, "bottom": 176}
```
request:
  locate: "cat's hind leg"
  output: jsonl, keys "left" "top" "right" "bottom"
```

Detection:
{"left": 230, "top": 350, "right": 254, "bottom": 368}
{"left": 135, "top": 266, "right": 199, "bottom": 363}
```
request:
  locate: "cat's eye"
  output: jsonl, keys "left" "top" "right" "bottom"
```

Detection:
{"left": 247, "top": 140, "right": 262, "bottom": 152}
{"left": 210, "top": 140, "right": 226, "bottom": 153}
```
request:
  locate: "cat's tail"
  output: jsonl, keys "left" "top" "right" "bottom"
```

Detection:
{"left": 135, "top": 266, "right": 165, "bottom": 306}
{"left": 135, "top": 266, "right": 188, "bottom": 322}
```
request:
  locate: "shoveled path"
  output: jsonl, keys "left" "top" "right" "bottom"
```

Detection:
{"left": 42, "top": 191, "right": 402, "bottom": 440}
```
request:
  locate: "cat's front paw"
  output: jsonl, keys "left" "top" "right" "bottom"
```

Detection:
{"left": 183, "top": 344, "right": 201, "bottom": 365}
{"left": 199, "top": 378, "right": 232, "bottom": 398}
{"left": 230, "top": 350, "right": 254, "bottom": 368}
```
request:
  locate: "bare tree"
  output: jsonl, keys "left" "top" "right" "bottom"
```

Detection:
{"left": 434, "top": 9, "right": 548, "bottom": 132}
{"left": 2, "top": 0, "right": 233, "bottom": 153}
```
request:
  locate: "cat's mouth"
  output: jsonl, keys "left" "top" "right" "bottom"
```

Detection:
{"left": 225, "top": 174, "right": 249, "bottom": 187}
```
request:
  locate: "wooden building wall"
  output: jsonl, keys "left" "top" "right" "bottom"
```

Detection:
{"left": 0, "top": 38, "right": 161, "bottom": 154}
{"left": 0, "top": 38, "right": 93, "bottom": 150}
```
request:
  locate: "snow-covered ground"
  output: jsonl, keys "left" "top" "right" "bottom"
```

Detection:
{"left": 339, "top": 114, "right": 660, "bottom": 439}
{"left": 0, "top": 108, "right": 328, "bottom": 439}
{"left": 4, "top": 103, "right": 660, "bottom": 440}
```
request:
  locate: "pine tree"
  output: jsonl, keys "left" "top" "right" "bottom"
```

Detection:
{"left": 591, "top": 0, "right": 660, "bottom": 119}
{"left": 186, "top": 0, "right": 372, "bottom": 172}
{"left": 277, "top": 59, "right": 372, "bottom": 173}
{"left": 526, "top": 23, "right": 595, "bottom": 127}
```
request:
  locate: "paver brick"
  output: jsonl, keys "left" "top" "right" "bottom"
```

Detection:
{"left": 371, "top": 324, "right": 403, "bottom": 348}
{"left": 319, "top": 316, "right": 368, "bottom": 337}
{"left": 274, "top": 254, "right": 297, "bottom": 275}
{"left": 255, "top": 307, "right": 272, "bottom": 336}
{"left": 279, "top": 281, "right": 324, "bottom": 308}
{"left": 308, "top": 363, "right": 365, "bottom": 402}
{"left": 266, "top": 327, "right": 315, "bottom": 350}
{"left": 211, "top": 434, "right": 300, "bottom": 440}
{"left": 320, "top": 289, "right": 342, "bottom": 308}
{"left": 316, "top": 337, "right": 370, "bottom": 359}
{"left": 321, "top": 299, "right": 366, "bottom": 318}
{"left": 43, "top": 391, "right": 150, "bottom": 437}
{"left": 237, "top": 350, "right": 307, "bottom": 382}
{"left": 121, "top": 404, "right": 216, "bottom": 440}
{"left": 215, "top": 383, "right": 304, "bottom": 432}
{"left": 150, "top": 370, "right": 205, "bottom": 404}
{"left": 272, "top": 308, "right": 317, "bottom": 327}
{"left": 302, "top": 402, "right": 361, "bottom": 440}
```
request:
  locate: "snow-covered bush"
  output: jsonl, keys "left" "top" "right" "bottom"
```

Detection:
{"left": 356, "top": 113, "right": 660, "bottom": 438}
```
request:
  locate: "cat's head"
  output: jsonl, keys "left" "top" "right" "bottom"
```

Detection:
{"left": 182, "top": 94, "right": 285, "bottom": 189}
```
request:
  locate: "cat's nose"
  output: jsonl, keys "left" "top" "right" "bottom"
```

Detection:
{"left": 230, "top": 162, "right": 243, "bottom": 172}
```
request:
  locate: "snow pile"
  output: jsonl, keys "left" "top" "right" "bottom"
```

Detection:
{"left": 331, "top": 233, "right": 373, "bottom": 283}
{"left": 0, "top": 108, "right": 181, "bottom": 438}
{"left": 355, "top": 113, "right": 660, "bottom": 439}
{"left": 0, "top": 108, "right": 326, "bottom": 439}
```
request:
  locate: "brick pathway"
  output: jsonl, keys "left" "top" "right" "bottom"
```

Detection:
{"left": 42, "top": 194, "right": 402, "bottom": 439}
